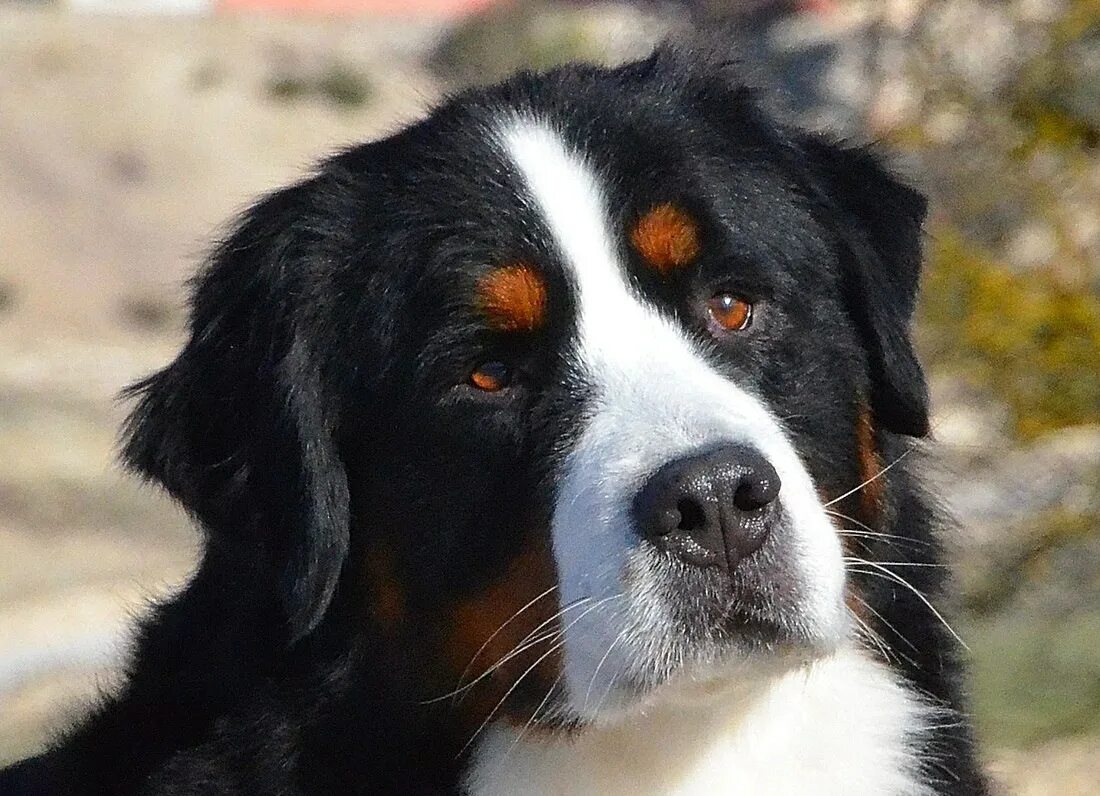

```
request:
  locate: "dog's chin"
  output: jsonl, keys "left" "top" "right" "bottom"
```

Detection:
{"left": 651, "top": 545, "right": 847, "bottom": 654}
{"left": 579, "top": 604, "right": 845, "bottom": 729}
{"left": 556, "top": 539, "right": 848, "bottom": 728}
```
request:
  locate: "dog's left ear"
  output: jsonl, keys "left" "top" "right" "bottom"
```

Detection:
{"left": 122, "top": 182, "right": 350, "bottom": 642}
{"left": 797, "top": 134, "right": 931, "bottom": 437}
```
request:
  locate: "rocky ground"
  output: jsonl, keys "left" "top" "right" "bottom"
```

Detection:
{"left": 0, "top": 6, "right": 1097, "bottom": 791}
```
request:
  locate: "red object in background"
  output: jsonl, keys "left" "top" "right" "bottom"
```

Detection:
{"left": 799, "top": 0, "right": 838, "bottom": 12}
{"left": 217, "top": 0, "right": 504, "bottom": 16}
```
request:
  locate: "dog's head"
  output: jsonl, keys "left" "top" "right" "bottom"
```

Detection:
{"left": 124, "top": 49, "right": 928, "bottom": 732}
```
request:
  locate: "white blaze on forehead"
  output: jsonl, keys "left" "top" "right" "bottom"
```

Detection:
{"left": 498, "top": 122, "right": 624, "bottom": 318}
{"left": 497, "top": 117, "right": 846, "bottom": 716}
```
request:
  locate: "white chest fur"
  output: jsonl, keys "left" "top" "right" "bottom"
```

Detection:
{"left": 464, "top": 649, "right": 935, "bottom": 796}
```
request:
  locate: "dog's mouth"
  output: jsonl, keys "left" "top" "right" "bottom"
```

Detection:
{"left": 647, "top": 512, "right": 839, "bottom": 648}
{"left": 554, "top": 511, "right": 846, "bottom": 722}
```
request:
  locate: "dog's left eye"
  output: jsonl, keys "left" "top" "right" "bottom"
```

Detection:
{"left": 706, "top": 292, "right": 754, "bottom": 332}
{"left": 469, "top": 361, "right": 512, "bottom": 392}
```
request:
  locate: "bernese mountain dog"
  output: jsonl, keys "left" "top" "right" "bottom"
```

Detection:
{"left": 1, "top": 46, "right": 989, "bottom": 794}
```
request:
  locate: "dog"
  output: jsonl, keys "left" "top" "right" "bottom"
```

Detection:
{"left": 1, "top": 47, "right": 988, "bottom": 794}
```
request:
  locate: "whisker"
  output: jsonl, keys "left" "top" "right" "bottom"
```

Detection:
{"left": 593, "top": 648, "right": 632, "bottom": 716}
{"left": 823, "top": 447, "right": 915, "bottom": 508}
{"left": 849, "top": 609, "right": 895, "bottom": 664}
{"left": 838, "top": 531, "right": 877, "bottom": 556}
{"left": 849, "top": 593, "right": 919, "bottom": 655}
{"left": 846, "top": 561, "right": 969, "bottom": 651}
{"left": 825, "top": 508, "right": 880, "bottom": 535}
{"left": 826, "top": 510, "right": 935, "bottom": 549}
{"left": 509, "top": 595, "right": 596, "bottom": 651}
{"left": 420, "top": 633, "right": 558, "bottom": 706}
{"left": 834, "top": 527, "right": 936, "bottom": 550}
{"left": 459, "top": 594, "right": 623, "bottom": 756}
{"left": 420, "top": 595, "right": 587, "bottom": 705}
{"left": 495, "top": 670, "right": 565, "bottom": 772}
{"left": 582, "top": 624, "right": 629, "bottom": 713}
{"left": 453, "top": 584, "right": 559, "bottom": 693}
{"left": 846, "top": 557, "right": 945, "bottom": 568}
{"left": 439, "top": 604, "right": 592, "bottom": 704}
{"left": 450, "top": 630, "right": 565, "bottom": 705}
{"left": 467, "top": 595, "right": 612, "bottom": 690}
{"left": 459, "top": 639, "right": 568, "bottom": 758}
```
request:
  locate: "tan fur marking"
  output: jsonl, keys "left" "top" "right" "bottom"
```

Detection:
{"left": 855, "top": 403, "right": 886, "bottom": 523}
{"left": 443, "top": 541, "right": 561, "bottom": 730}
{"left": 477, "top": 263, "right": 548, "bottom": 332}
{"left": 845, "top": 585, "right": 872, "bottom": 623}
{"left": 365, "top": 546, "right": 406, "bottom": 631}
{"left": 630, "top": 203, "right": 701, "bottom": 274}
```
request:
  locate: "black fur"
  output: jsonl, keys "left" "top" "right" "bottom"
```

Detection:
{"left": 1, "top": 47, "right": 987, "bottom": 794}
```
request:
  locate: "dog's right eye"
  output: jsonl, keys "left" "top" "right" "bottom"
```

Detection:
{"left": 469, "top": 361, "right": 512, "bottom": 392}
{"left": 706, "top": 292, "right": 754, "bottom": 333}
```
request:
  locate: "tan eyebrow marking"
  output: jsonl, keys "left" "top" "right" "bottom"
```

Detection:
{"left": 476, "top": 262, "right": 548, "bottom": 332}
{"left": 630, "top": 203, "right": 701, "bottom": 274}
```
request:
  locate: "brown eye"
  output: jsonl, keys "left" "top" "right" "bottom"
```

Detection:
{"left": 706, "top": 293, "right": 753, "bottom": 332}
{"left": 470, "top": 361, "right": 512, "bottom": 392}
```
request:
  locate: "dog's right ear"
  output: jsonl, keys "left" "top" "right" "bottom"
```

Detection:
{"left": 795, "top": 134, "right": 931, "bottom": 437}
{"left": 122, "top": 182, "right": 350, "bottom": 643}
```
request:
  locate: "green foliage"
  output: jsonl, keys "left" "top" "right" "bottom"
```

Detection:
{"left": 966, "top": 603, "right": 1100, "bottom": 747}
{"left": 1011, "top": 1, "right": 1100, "bottom": 155}
{"left": 266, "top": 64, "right": 373, "bottom": 110}
{"left": 0, "top": 279, "right": 14, "bottom": 316}
{"left": 267, "top": 74, "right": 311, "bottom": 103}
{"left": 316, "top": 65, "right": 372, "bottom": 109}
{"left": 921, "top": 229, "right": 1100, "bottom": 439}
{"left": 894, "top": 2, "right": 1099, "bottom": 443}
{"left": 430, "top": 0, "right": 604, "bottom": 88}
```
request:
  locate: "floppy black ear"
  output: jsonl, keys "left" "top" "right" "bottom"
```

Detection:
{"left": 799, "top": 134, "right": 931, "bottom": 437}
{"left": 123, "top": 184, "right": 350, "bottom": 642}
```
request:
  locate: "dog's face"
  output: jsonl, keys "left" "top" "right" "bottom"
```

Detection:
{"left": 124, "top": 51, "right": 929, "bottom": 734}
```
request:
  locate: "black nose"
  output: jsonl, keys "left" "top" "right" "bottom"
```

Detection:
{"left": 632, "top": 445, "right": 781, "bottom": 572}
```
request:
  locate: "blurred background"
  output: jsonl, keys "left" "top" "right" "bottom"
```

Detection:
{"left": 0, "top": 0, "right": 1097, "bottom": 791}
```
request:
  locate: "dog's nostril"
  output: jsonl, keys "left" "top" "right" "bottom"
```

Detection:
{"left": 676, "top": 498, "right": 707, "bottom": 533}
{"left": 732, "top": 474, "right": 780, "bottom": 512}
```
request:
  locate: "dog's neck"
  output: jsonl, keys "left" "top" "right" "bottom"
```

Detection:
{"left": 463, "top": 646, "right": 935, "bottom": 796}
